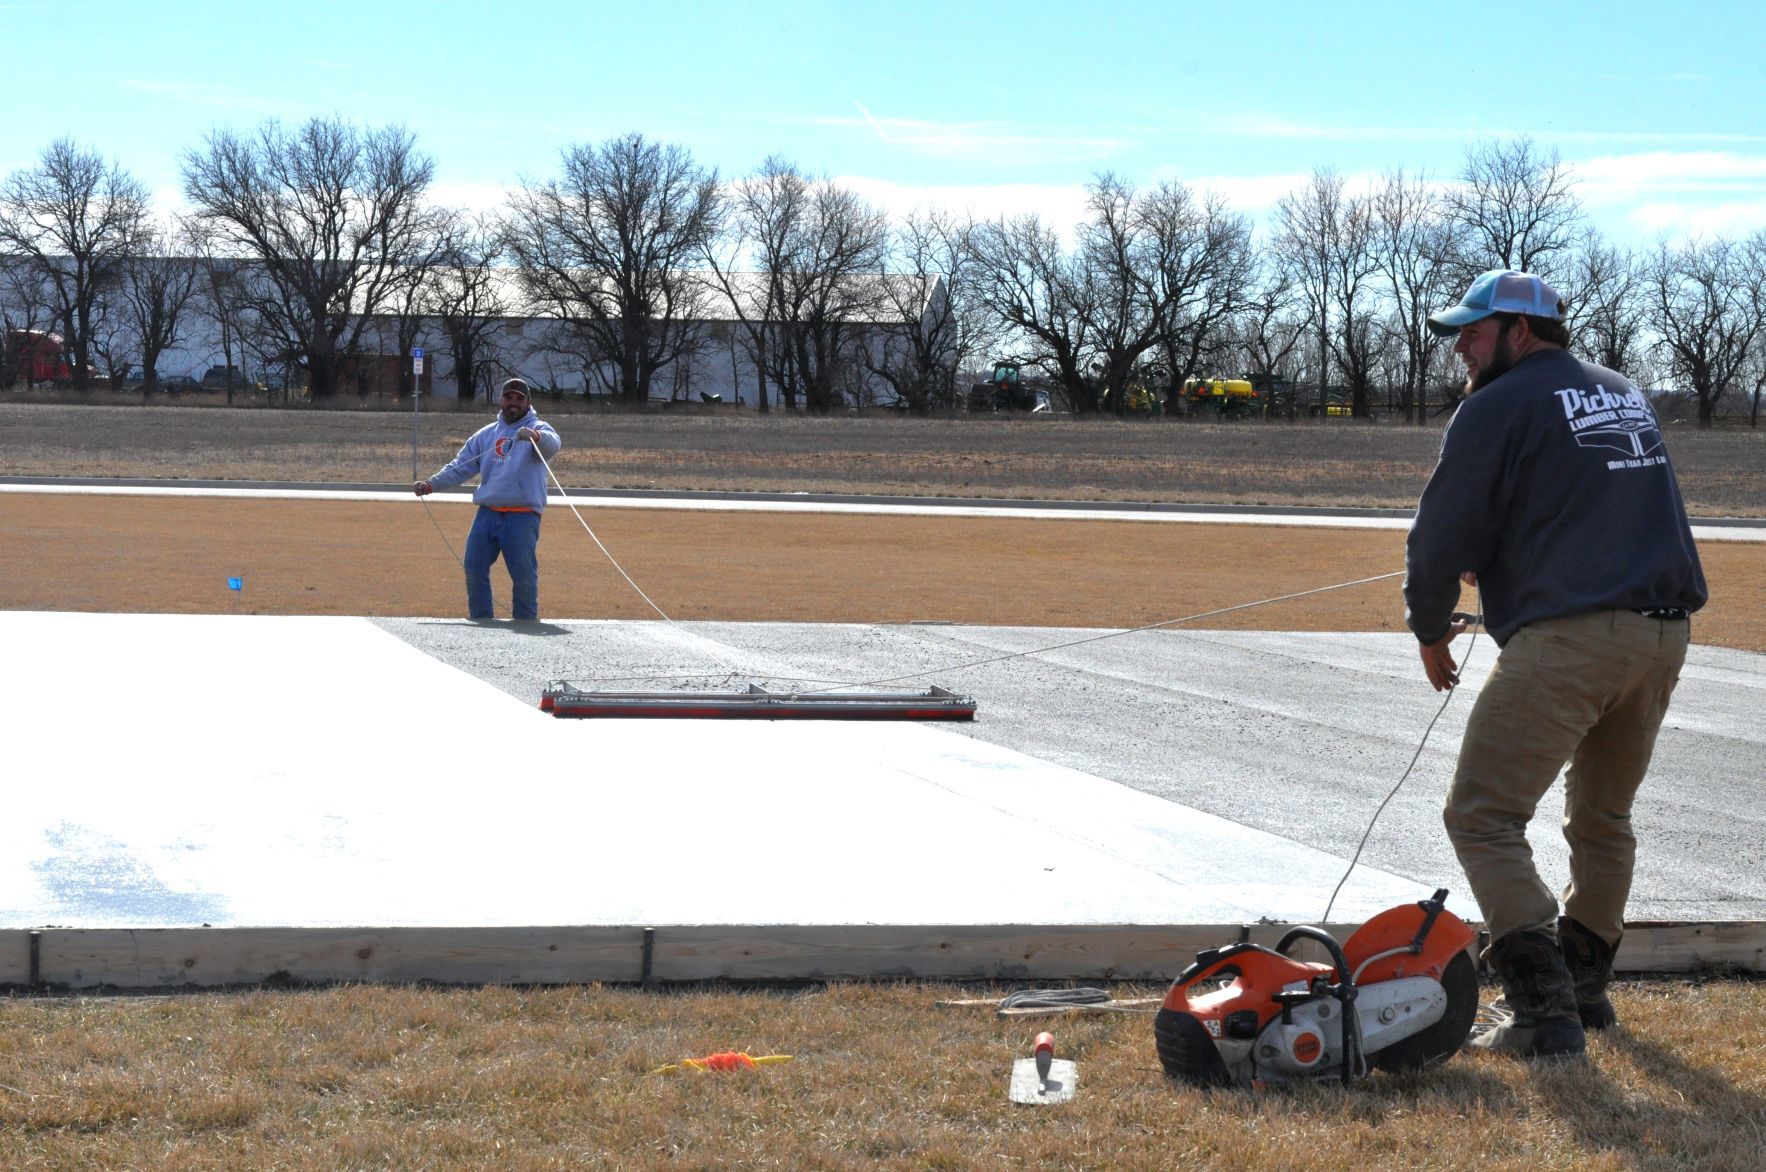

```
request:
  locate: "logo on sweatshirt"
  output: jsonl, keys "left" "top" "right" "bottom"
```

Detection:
{"left": 494, "top": 437, "right": 512, "bottom": 458}
{"left": 1554, "top": 384, "right": 1664, "bottom": 465}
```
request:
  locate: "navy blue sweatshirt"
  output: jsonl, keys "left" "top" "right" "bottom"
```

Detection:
{"left": 1404, "top": 348, "right": 1707, "bottom": 646}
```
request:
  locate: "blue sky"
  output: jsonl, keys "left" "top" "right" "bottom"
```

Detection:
{"left": 8, "top": 0, "right": 1765, "bottom": 246}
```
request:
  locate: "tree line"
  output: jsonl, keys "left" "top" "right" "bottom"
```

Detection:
{"left": 3, "top": 117, "right": 1764, "bottom": 426}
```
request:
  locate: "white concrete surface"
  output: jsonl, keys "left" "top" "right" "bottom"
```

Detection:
{"left": 1, "top": 611, "right": 1435, "bottom": 931}
{"left": 384, "top": 618, "right": 1766, "bottom": 925}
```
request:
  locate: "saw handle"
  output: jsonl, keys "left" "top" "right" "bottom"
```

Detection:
{"left": 1273, "top": 926, "right": 1359, "bottom": 1085}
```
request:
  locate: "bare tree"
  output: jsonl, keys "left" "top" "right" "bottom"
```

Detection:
{"left": 1227, "top": 265, "right": 1306, "bottom": 414}
{"left": 1146, "top": 192, "right": 1257, "bottom": 411}
{"left": 1746, "top": 328, "right": 1766, "bottom": 429}
{"left": 1646, "top": 235, "right": 1764, "bottom": 428}
{"left": 368, "top": 220, "right": 451, "bottom": 403}
{"left": 1748, "top": 232, "right": 1766, "bottom": 429}
{"left": 1449, "top": 137, "right": 1582, "bottom": 281}
{"left": 864, "top": 209, "right": 986, "bottom": 414}
{"left": 1371, "top": 168, "right": 1462, "bottom": 423}
{"left": 181, "top": 116, "right": 436, "bottom": 399}
{"left": 709, "top": 159, "right": 887, "bottom": 414}
{"left": 0, "top": 138, "right": 151, "bottom": 388}
{"left": 505, "top": 133, "right": 720, "bottom": 406}
{"left": 1563, "top": 228, "right": 1648, "bottom": 375}
{"left": 969, "top": 213, "right": 1098, "bottom": 411}
{"left": 426, "top": 211, "right": 510, "bottom": 403}
{"left": 784, "top": 178, "right": 889, "bottom": 413}
{"left": 1275, "top": 169, "right": 1386, "bottom": 417}
{"left": 1076, "top": 175, "right": 1255, "bottom": 415}
{"left": 705, "top": 156, "right": 805, "bottom": 412}
{"left": 183, "top": 218, "right": 257, "bottom": 403}
{"left": 119, "top": 228, "right": 201, "bottom": 395}
{"left": 1326, "top": 194, "right": 1384, "bottom": 420}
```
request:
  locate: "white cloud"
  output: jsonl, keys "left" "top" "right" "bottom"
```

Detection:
{"left": 1576, "top": 150, "right": 1766, "bottom": 192}
{"left": 1573, "top": 151, "right": 1766, "bottom": 241}
{"left": 1180, "top": 171, "right": 1314, "bottom": 214}
{"left": 832, "top": 175, "right": 1094, "bottom": 233}
{"left": 427, "top": 180, "right": 512, "bottom": 215}
{"left": 1625, "top": 199, "right": 1766, "bottom": 240}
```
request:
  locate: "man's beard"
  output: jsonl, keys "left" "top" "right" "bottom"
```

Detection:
{"left": 1464, "top": 330, "right": 1518, "bottom": 394}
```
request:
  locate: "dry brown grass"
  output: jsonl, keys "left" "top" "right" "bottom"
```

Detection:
{"left": 3, "top": 980, "right": 1764, "bottom": 1170}
{"left": 5, "top": 399, "right": 1764, "bottom": 515}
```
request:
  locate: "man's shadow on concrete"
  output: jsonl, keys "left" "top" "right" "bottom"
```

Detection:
{"left": 414, "top": 618, "right": 574, "bottom": 637}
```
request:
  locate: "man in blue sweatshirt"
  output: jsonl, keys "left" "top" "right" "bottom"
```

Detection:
{"left": 1405, "top": 270, "right": 1706, "bottom": 1060}
{"left": 414, "top": 378, "right": 563, "bottom": 621}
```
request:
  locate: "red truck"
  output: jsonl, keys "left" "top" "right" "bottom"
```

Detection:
{"left": 2, "top": 329, "right": 79, "bottom": 385}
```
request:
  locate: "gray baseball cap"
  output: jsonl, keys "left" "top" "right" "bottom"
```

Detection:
{"left": 1427, "top": 270, "right": 1564, "bottom": 336}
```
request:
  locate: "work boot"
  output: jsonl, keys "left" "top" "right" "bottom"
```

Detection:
{"left": 1470, "top": 929, "right": 1587, "bottom": 1060}
{"left": 1559, "top": 916, "right": 1620, "bottom": 1030}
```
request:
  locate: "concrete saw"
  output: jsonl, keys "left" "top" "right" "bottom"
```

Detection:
{"left": 1154, "top": 889, "right": 1479, "bottom": 1087}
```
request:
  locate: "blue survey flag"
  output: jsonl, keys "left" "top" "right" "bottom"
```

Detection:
{"left": 227, "top": 576, "right": 244, "bottom": 591}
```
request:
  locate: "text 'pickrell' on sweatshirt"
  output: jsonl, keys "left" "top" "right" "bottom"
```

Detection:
{"left": 1404, "top": 348, "right": 1706, "bottom": 647}
{"left": 426, "top": 407, "right": 563, "bottom": 510}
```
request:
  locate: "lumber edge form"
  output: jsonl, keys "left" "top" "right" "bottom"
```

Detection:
{"left": 1, "top": 922, "right": 1761, "bottom": 990}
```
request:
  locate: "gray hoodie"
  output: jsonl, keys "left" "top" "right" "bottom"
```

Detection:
{"left": 426, "top": 406, "right": 563, "bottom": 510}
{"left": 1404, "top": 348, "right": 1706, "bottom": 646}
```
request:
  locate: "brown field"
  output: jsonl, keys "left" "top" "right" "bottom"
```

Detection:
{"left": 4, "top": 398, "right": 1764, "bottom": 514}
{"left": 3, "top": 398, "right": 1764, "bottom": 1169}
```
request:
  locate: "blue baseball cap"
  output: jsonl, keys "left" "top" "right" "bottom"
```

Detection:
{"left": 1427, "top": 270, "right": 1564, "bottom": 336}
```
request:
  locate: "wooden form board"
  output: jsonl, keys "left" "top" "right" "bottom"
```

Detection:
{"left": 30, "top": 927, "right": 646, "bottom": 989}
{"left": 7, "top": 921, "right": 1763, "bottom": 989}
{"left": 1616, "top": 921, "right": 1766, "bottom": 972}
{"left": 0, "top": 931, "right": 30, "bottom": 985}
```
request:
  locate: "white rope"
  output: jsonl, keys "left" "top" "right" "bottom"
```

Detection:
{"left": 432, "top": 438, "right": 1413, "bottom": 694}
{"left": 799, "top": 570, "right": 1408, "bottom": 694}
{"left": 1321, "top": 590, "right": 1483, "bottom": 923}
{"left": 418, "top": 494, "right": 509, "bottom": 619}
{"left": 528, "top": 441, "right": 742, "bottom": 676}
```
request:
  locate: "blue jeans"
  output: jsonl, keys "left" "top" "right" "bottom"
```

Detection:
{"left": 463, "top": 508, "right": 542, "bottom": 620}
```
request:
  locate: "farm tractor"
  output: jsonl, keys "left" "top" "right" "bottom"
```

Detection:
{"left": 969, "top": 363, "right": 1048, "bottom": 413}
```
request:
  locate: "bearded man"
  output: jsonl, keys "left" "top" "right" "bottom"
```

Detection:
{"left": 415, "top": 378, "right": 563, "bottom": 621}
{"left": 1403, "top": 270, "right": 1706, "bottom": 1059}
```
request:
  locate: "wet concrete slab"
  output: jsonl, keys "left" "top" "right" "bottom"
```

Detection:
{"left": 3, "top": 611, "right": 1436, "bottom": 931}
{"left": 379, "top": 616, "right": 1766, "bottom": 924}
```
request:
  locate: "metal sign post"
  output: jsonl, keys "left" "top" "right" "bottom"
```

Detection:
{"left": 411, "top": 347, "right": 424, "bottom": 481}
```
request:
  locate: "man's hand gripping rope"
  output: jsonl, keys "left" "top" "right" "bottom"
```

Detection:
{"left": 1418, "top": 571, "right": 1478, "bottom": 692}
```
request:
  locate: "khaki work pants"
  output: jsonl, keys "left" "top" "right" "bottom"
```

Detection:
{"left": 1444, "top": 610, "right": 1690, "bottom": 945}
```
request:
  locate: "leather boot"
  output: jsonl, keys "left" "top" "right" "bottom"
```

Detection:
{"left": 1559, "top": 916, "right": 1620, "bottom": 1030}
{"left": 1470, "top": 929, "right": 1587, "bottom": 1060}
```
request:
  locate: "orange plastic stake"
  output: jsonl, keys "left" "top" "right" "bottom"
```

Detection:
{"left": 653, "top": 1051, "right": 795, "bottom": 1075}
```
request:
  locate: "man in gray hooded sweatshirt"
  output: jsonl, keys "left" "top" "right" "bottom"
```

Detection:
{"left": 1405, "top": 270, "right": 1705, "bottom": 1060}
{"left": 414, "top": 378, "right": 563, "bottom": 621}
